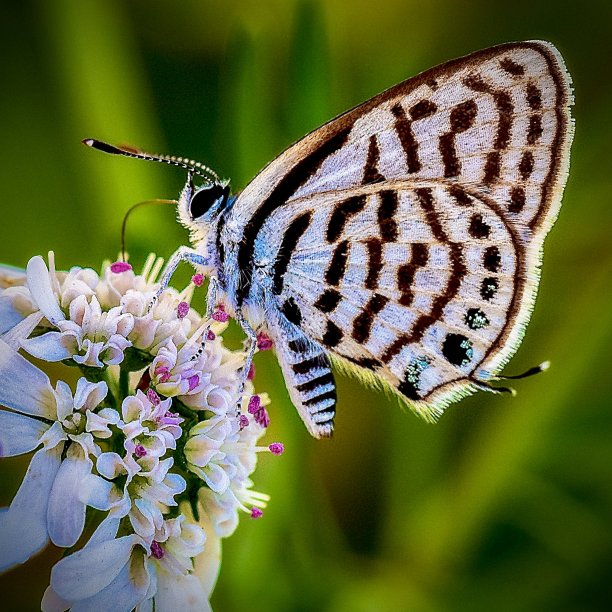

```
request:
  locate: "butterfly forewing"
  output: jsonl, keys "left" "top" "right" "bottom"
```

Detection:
{"left": 229, "top": 41, "right": 573, "bottom": 428}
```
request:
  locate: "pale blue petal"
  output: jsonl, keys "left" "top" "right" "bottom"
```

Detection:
{"left": 0, "top": 445, "right": 62, "bottom": 571}
{"left": 2, "top": 311, "right": 44, "bottom": 349}
{"left": 21, "top": 332, "right": 73, "bottom": 362}
{"left": 26, "top": 256, "right": 64, "bottom": 325}
{"left": 51, "top": 534, "right": 140, "bottom": 601}
{"left": 0, "top": 411, "right": 48, "bottom": 457}
{"left": 71, "top": 553, "right": 149, "bottom": 612}
{"left": 0, "top": 294, "right": 26, "bottom": 334}
{"left": 47, "top": 450, "right": 92, "bottom": 548}
{"left": 85, "top": 516, "right": 120, "bottom": 548}
{"left": 41, "top": 586, "right": 71, "bottom": 612}
{"left": 0, "top": 339, "right": 56, "bottom": 418}
{"left": 155, "top": 569, "right": 211, "bottom": 612}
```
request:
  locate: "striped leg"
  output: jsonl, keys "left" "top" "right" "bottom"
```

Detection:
{"left": 269, "top": 320, "right": 336, "bottom": 438}
{"left": 148, "top": 246, "right": 208, "bottom": 312}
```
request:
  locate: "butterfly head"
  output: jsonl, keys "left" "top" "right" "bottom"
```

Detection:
{"left": 178, "top": 172, "right": 231, "bottom": 227}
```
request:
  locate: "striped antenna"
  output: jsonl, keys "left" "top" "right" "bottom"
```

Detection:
{"left": 82, "top": 138, "right": 220, "bottom": 183}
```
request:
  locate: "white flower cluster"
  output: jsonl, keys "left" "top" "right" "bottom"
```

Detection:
{"left": 0, "top": 254, "right": 283, "bottom": 611}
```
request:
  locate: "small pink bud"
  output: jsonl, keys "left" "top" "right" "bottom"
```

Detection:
{"left": 247, "top": 395, "right": 261, "bottom": 414}
{"left": 146, "top": 388, "right": 160, "bottom": 405}
{"left": 254, "top": 407, "right": 270, "bottom": 428}
{"left": 206, "top": 329, "right": 216, "bottom": 341}
{"left": 256, "top": 333, "right": 273, "bottom": 351}
{"left": 150, "top": 541, "right": 164, "bottom": 559}
{"left": 239, "top": 414, "right": 249, "bottom": 429}
{"left": 134, "top": 444, "right": 147, "bottom": 458}
{"left": 191, "top": 273, "right": 204, "bottom": 286}
{"left": 250, "top": 507, "right": 263, "bottom": 519}
{"left": 212, "top": 305, "right": 229, "bottom": 322}
{"left": 269, "top": 442, "right": 284, "bottom": 456}
{"left": 110, "top": 261, "right": 132, "bottom": 273}
{"left": 177, "top": 301, "right": 190, "bottom": 319}
{"left": 247, "top": 363, "right": 256, "bottom": 380}
{"left": 154, "top": 366, "right": 171, "bottom": 384}
{"left": 187, "top": 374, "right": 199, "bottom": 392}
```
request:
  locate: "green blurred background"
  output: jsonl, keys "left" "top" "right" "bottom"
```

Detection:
{"left": 1, "top": 1, "right": 611, "bottom": 610}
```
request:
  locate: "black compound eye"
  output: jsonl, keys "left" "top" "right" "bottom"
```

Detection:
{"left": 189, "top": 184, "right": 228, "bottom": 218}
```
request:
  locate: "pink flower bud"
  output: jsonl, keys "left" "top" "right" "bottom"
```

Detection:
{"left": 150, "top": 541, "right": 164, "bottom": 559}
{"left": 247, "top": 395, "right": 261, "bottom": 414}
{"left": 187, "top": 374, "right": 199, "bottom": 392}
{"left": 154, "top": 366, "right": 171, "bottom": 384}
{"left": 191, "top": 273, "right": 204, "bottom": 286}
{"left": 256, "top": 333, "right": 273, "bottom": 351}
{"left": 146, "top": 388, "right": 160, "bottom": 405}
{"left": 110, "top": 261, "right": 132, "bottom": 273}
{"left": 212, "top": 305, "right": 229, "bottom": 322}
{"left": 254, "top": 407, "right": 270, "bottom": 428}
{"left": 177, "top": 301, "right": 190, "bottom": 319}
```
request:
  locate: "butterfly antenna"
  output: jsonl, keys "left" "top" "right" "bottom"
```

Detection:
{"left": 120, "top": 199, "right": 177, "bottom": 262}
{"left": 82, "top": 138, "right": 220, "bottom": 184}
{"left": 493, "top": 361, "right": 550, "bottom": 381}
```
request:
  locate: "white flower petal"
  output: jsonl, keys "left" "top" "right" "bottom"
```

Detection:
{"left": 86, "top": 516, "right": 120, "bottom": 548}
{"left": 96, "top": 452, "right": 128, "bottom": 480}
{"left": 21, "top": 332, "right": 74, "bottom": 362}
{"left": 0, "top": 339, "right": 56, "bottom": 418}
{"left": 0, "top": 410, "right": 48, "bottom": 457}
{"left": 71, "top": 552, "right": 150, "bottom": 612}
{"left": 26, "top": 256, "right": 65, "bottom": 325}
{"left": 79, "top": 474, "right": 123, "bottom": 512}
{"left": 41, "top": 585, "right": 71, "bottom": 612}
{"left": 47, "top": 448, "right": 92, "bottom": 547}
{"left": 178, "top": 502, "right": 221, "bottom": 598}
{"left": 155, "top": 568, "right": 210, "bottom": 612}
{"left": 0, "top": 445, "right": 62, "bottom": 571}
{"left": 40, "top": 421, "right": 68, "bottom": 450}
{"left": 1, "top": 310, "right": 44, "bottom": 349}
{"left": 136, "top": 596, "right": 154, "bottom": 612}
{"left": 203, "top": 462, "right": 230, "bottom": 494}
{"left": 51, "top": 534, "right": 140, "bottom": 601}
{"left": 73, "top": 378, "right": 108, "bottom": 412}
{"left": 0, "top": 294, "right": 28, "bottom": 334}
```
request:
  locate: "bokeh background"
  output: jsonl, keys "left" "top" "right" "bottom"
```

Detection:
{"left": 1, "top": 1, "right": 611, "bottom": 610}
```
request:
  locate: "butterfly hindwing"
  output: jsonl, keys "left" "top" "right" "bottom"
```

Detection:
{"left": 225, "top": 40, "right": 572, "bottom": 432}
{"left": 268, "top": 181, "right": 520, "bottom": 420}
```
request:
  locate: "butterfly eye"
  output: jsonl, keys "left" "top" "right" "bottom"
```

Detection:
{"left": 189, "top": 184, "right": 229, "bottom": 218}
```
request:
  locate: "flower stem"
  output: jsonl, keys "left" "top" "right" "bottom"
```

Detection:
{"left": 119, "top": 367, "right": 130, "bottom": 401}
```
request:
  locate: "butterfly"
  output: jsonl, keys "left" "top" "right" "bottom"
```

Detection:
{"left": 84, "top": 40, "right": 574, "bottom": 438}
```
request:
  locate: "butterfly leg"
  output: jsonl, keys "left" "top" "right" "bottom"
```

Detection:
{"left": 148, "top": 246, "right": 208, "bottom": 311}
{"left": 235, "top": 309, "right": 258, "bottom": 404}
{"left": 190, "top": 277, "right": 220, "bottom": 362}
{"left": 204, "top": 277, "right": 219, "bottom": 320}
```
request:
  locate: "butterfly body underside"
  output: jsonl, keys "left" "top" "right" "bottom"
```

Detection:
{"left": 88, "top": 40, "right": 574, "bottom": 438}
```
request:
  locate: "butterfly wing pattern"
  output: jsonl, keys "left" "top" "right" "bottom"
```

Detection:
{"left": 217, "top": 41, "right": 573, "bottom": 437}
